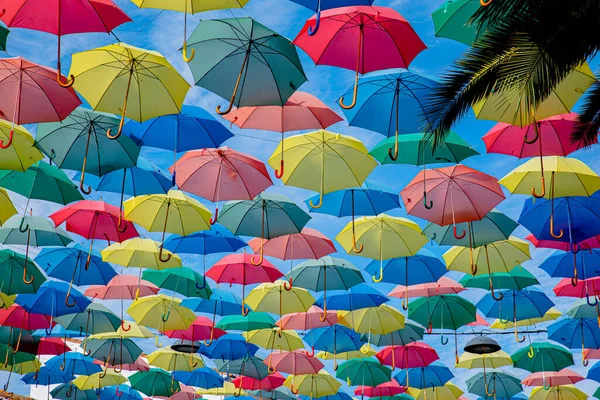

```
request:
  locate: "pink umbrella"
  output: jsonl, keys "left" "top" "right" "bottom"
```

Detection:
{"left": 526, "top": 233, "right": 600, "bottom": 251}
{"left": 162, "top": 316, "right": 226, "bottom": 342}
{"left": 222, "top": 91, "right": 342, "bottom": 177}
{"left": 466, "top": 313, "right": 490, "bottom": 327}
{"left": 375, "top": 342, "right": 439, "bottom": 370}
{"left": 84, "top": 275, "right": 159, "bottom": 300}
{"left": 276, "top": 305, "right": 337, "bottom": 330}
{"left": 169, "top": 147, "right": 272, "bottom": 224}
{"left": 389, "top": 277, "right": 465, "bottom": 307}
{"left": 584, "top": 348, "right": 600, "bottom": 359}
{"left": 355, "top": 381, "right": 406, "bottom": 397}
{"left": 0, "top": 304, "right": 54, "bottom": 352}
{"left": 263, "top": 350, "right": 324, "bottom": 375}
{"left": 0, "top": 57, "right": 81, "bottom": 148}
{"left": 37, "top": 337, "right": 69, "bottom": 356}
{"left": 233, "top": 372, "right": 285, "bottom": 390}
{"left": 168, "top": 384, "right": 199, "bottom": 400}
{"left": 521, "top": 369, "right": 584, "bottom": 387}
{"left": 401, "top": 165, "right": 505, "bottom": 235}
{"left": 294, "top": 6, "right": 425, "bottom": 109}
{"left": 553, "top": 277, "right": 600, "bottom": 300}
{"left": 248, "top": 228, "right": 336, "bottom": 290}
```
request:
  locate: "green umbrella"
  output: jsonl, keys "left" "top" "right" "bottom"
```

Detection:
{"left": 34, "top": 107, "right": 140, "bottom": 194}
{"left": 336, "top": 358, "right": 392, "bottom": 387}
{"left": 215, "top": 355, "right": 270, "bottom": 380}
{"left": 459, "top": 266, "right": 539, "bottom": 290}
{"left": 216, "top": 312, "right": 276, "bottom": 331}
{"left": 0, "top": 249, "right": 46, "bottom": 295}
{"left": 511, "top": 342, "right": 574, "bottom": 372}
{"left": 249, "top": 388, "right": 298, "bottom": 400}
{"left": 286, "top": 256, "right": 364, "bottom": 318}
{"left": 142, "top": 267, "right": 212, "bottom": 299}
{"left": 185, "top": 17, "right": 307, "bottom": 115}
{"left": 0, "top": 161, "right": 82, "bottom": 205}
{"left": 219, "top": 193, "right": 311, "bottom": 266}
{"left": 431, "top": 0, "right": 488, "bottom": 46}
{"left": 86, "top": 337, "right": 143, "bottom": 367}
{"left": 363, "top": 321, "right": 425, "bottom": 347}
{"left": 130, "top": 368, "right": 180, "bottom": 397}
{"left": 594, "top": 386, "right": 600, "bottom": 399}
{"left": 565, "top": 300, "right": 597, "bottom": 319}
{"left": 0, "top": 27, "right": 9, "bottom": 52}
{"left": 0, "top": 327, "right": 35, "bottom": 348}
{"left": 369, "top": 132, "right": 479, "bottom": 165}
{"left": 466, "top": 371, "right": 523, "bottom": 399}
{"left": 51, "top": 384, "right": 97, "bottom": 400}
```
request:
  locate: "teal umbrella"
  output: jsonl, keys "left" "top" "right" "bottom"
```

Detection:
{"left": 0, "top": 26, "right": 8, "bottom": 52}
{"left": 86, "top": 337, "right": 143, "bottom": 367}
{"left": 215, "top": 312, "right": 276, "bottom": 331}
{"left": 185, "top": 17, "right": 307, "bottom": 115}
{"left": 51, "top": 383, "right": 97, "bottom": 400}
{"left": 142, "top": 267, "right": 212, "bottom": 299}
{"left": 466, "top": 371, "right": 523, "bottom": 399}
{"left": 363, "top": 322, "right": 425, "bottom": 346}
{"left": 130, "top": 368, "right": 179, "bottom": 398}
{"left": 459, "top": 266, "right": 539, "bottom": 290}
{"left": 565, "top": 299, "right": 598, "bottom": 319}
{"left": 336, "top": 358, "right": 392, "bottom": 387}
{"left": 215, "top": 356, "right": 270, "bottom": 380}
{"left": 286, "top": 256, "right": 364, "bottom": 319}
{"left": 219, "top": 193, "right": 311, "bottom": 265}
{"left": 0, "top": 249, "right": 46, "bottom": 295}
{"left": 431, "top": 0, "right": 488, "bottom": 46}
{"left": 34, "top": 107, "right": 140, "bottom": 194}
{"left": 0, "top": 161, "right": 82, "bottom": 205}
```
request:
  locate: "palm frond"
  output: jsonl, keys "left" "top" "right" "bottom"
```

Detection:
{"left": 573, "top": 80, "right": 600, "bottom": 146}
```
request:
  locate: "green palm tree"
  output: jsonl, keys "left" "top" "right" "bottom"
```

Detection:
{"left": 425, "top": 0, "right": 600, "bottom": 147}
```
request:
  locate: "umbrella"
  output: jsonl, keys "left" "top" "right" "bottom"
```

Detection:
{"left": 283, "top": 371, "right": 341, "bottom": 397}
{"left": 339, "top": 70, "right": 442, "bottom": 160}
{"left": 174, "top": 368, "right": 224, "bottom": 389}
{"left": 50, "top": 383, "right": 97, "bottom": 400}
{"left": 0, "top": 249, "right": 46, "bottom": 295}
{"left": 409, "top": 384, "right": 463, "bottom": 400}
{"left": 540, "top": 248, "right": 600, "bottom": 287}
{"left": 286, "top": 256, "right": 364, "bottom": 318}
{"left": 555, "top": 278, "right": 600, "bottom": 304}
{"left": 394, "top": 362, "right": 454, "bottom": 388}
{"left": 338, "top": 304, "right": 405, "bottom": 336}
{"left": 376, "top": 342, "right": 439, "bottom": 370}
{"left": 268, "top": 130, "right": 377, "bottom": 211}
{"left": 389, "top": 277, "right": 465, "bottom": 300}
{"left": 171, "top": 147, "right": 272, "bottom": 222}
{"left": 84, "top": 275, "right": 159, "bottom": 300}
{"left": 0, "top": 121, "right": 43, "bottom": 171}
{"left": 218, "top": 193, "right": 311, "bottom": 265}
{"left": 491, "top": 308, "right": 562, "bottom": 329}
{"left": 46, "top": 352, "right": 101, "bottom": 376}
{"left": 459, "top": 266, "right": 539, "bottom": 291}
{"left": 142, "top": 267, "right": 212, "bottom": 298}
{"left": 0, "top": 57, "right": 81, "bottom": 148}
{"left": 431, "top": 0, "right": 487, "bottom": 45}
{"left": 215, "top": 355, "right": 270, "bottom": 379}
{"left": 317, "top": 344, "right": 376, "bottom": 361}
{"left": 69, "top": 42, "right": 190, "bottom": 139}
{"left": 181, "top": 288, "right": 244, "bottom": 316}
{"left": 196, "top": 382, "right": 245, "bottom": 397}
{"left": 216, "top": 313, "right": 276, "bottom": 332}
{"left": 0, "top": 188, "right": 16, "bottom": 225}
{"left": 354, "top": 381, "right": 406, "bottom": 397}
{"left": 243, "top": 328, "right": 304, "bottom": 352}
{"left": 0, "top": 305, "right": 52, "bottom": 352}
{"left": 163, "top": 316, "right": 226, "bottom": 342}
{"left": 548, "top": 318, "right": 600, "bottom": 366}
{"left": 512, "top": 343, "right": 575, "bottom": 372}
{"left": 524, "top": 369, "right": 584, "bottom": 387}
{"left": 366, "top": 322, "right": 425, "bottom": 347}
{"left": 245, "top": 281, "right": 315, "bottom": 325}
{"left": 277, "top": 306, "right": 337, "bottom": 331}
{"left": 147, "top": 347, "right": 204, "bottom": 372}
{"left": 100, "top": 385, "right": 142, "bottom": 400}
{"left": 365, "top": 254, "right": 446, "bottom": 292}
{"left": 336, "top": 358, "right": 391, "bottom": 387}
{"left": 123, "top": 189, "right": 211, "bottom": 262}
{"left": 101, "top": 238, "right": 182, "bottom": 271}
{"left": 186, "top": 17, "right": 306, "bottom": 114}
{"left": 294, "top": 6, "right": 425, "bottom": 110}
{"left": 316, "top": 284, "right": 389, "bottom": 311}
{"left": 530, "top": 385, "right": 588, "bottom": 400}
{"left": 233, "top": 372, "right": 285, "bottom": 391}
{"left": 264, "top": 350, "right": 324, "bottom": 375}
{"left": 198, "top": 333, "right": 259, "bottom": 361}
{"left": 21, "top": 366, "right": 74, "bottom": 386}
{"left": 304, "top": 324, "right": 364, "bottom": 359}
{"left": 466, "top": 371, "right": 523, "bottom": 399}
{"left": 73, "top": 369, "right": 127, "bottom": 390}
{"left": 130, "top": 368, "right": 180, "bottom": 397}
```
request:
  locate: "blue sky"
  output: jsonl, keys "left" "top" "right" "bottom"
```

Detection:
{"left": 3, "top": 0, "right": 600, "bottom": 398}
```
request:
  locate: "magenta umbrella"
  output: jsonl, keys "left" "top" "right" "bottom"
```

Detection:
{"left": 293, "top": 6, "right": 425, "bottom": 109}
{"left": 0, "top": 57, "right": 81, "bottom": 148}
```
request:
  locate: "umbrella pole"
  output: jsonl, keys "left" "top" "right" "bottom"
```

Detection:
{"left": 320, "top": 266, "right": 327, "bottom": 322}
{"left": 22, "top": 227, "right": 34, "bottom": 284}
{"left": 216, "top": 46, "right": 251, "bottom": 115}
{"left": 513, "top": 295, "right": 525, "bottom": 342}
{"left": 486, "top": 245, "right": 503, "bottom": 301}
{"left": 279, "top": 288, "right": 284, "bottom": 336}
{"left": 203, "top": 301, "right": 218, "bottom": 346}
{"left": 454, "top": 330, "right": 458, "bottom": 364}
{"left": 78, "top": 118, "right": 94, "bottom": 195}
{"left": 158, "top": 202, "right": 173, "bottom": 263}
{"left": 309, "top": 134, "right": 325, "bottom": 209}
{"left": 532, "top": 120, "right": 546, "bottom": 198}
{"left": 182, "top": 3, "right": 194, "bottom": 62}
{"left": 275, "top": 131, "right": 285, "bottom": 179}
{"left": 450, "top": 183, "right": 465, "bottom": 239}
{"left": 422, "top": 161, "right": 433, "bottom": 209}
{"left": 582, "top": 321, "right": 589, "bottom": 366}
{"left": 339, "top": 21, "right": 363, "bottom": 109}
{"left": 64, "top": 252, "right": 80, "bottom": 307}
{"left": 351, "top": 190, "right": 363, "bottom": 253}
{"left": 284, "top": 239, "right": 294, "bottom": 291}
{"left": 468, "top": 222, "right": 477, "bottom": 274}
{"left": 106, "top": 61, "right": 134, "bottom": 140}
{"left": 117, "top": 170, "right": 128, "bottom": 232}
{"left": 86, "top": 212, "right": 99, "bottom": 271}
{"left": 549, "top": 171, "right": 563, "bottom": 238}
{"left": 83, "top": 308, "right": 91, "bottom": 356}
{"left": 251, "top": 200, "right": 265, "bottom": 266}
{"left": 241, "top": 284, "right": 249, "bottom": 316}
{"left": 55, "top": 0, "right": 75, "bottom": 88}
{"left": 388, "top": 82, "right": 400, "bottom": 161}
{"left": 372, "top": 227, "right": 384, "bottom": 282}
{"left": 210, "top": 152, "right": 223, "bottom": 224}
{"left": 402, "top": 257, "right": 409, "bottom": 310}
{"left": 1, "top": 67, "right": 22, "bottom": 149}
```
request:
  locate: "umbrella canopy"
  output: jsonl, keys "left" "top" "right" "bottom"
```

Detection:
{"left": 0, "top": 122, "right": 43, "bottom": 171}
{"left": 305, "top": 186, "right": 402, "bottom": 217}
{"left": 142, "top": 267, "right": 212, "bottom": 298}
{"left": 264, "top": 350, "right": 324, "bottom": 375}
{"left": 304, "top": 324, "right": 365, "bottom": 356}
{"left": 243, "top": 328, "right": 305, "bottom": 351}
{"left": 127, "top": 294, "right": 195, "bottom": 332}
{"left": 389, "top": 277, "right": 465, "bottom": 300}
{"left": 283, "top": 371, "right": 341, "bottom": 397}
{"left": 477, "top": 289, "right": 555, "bottom": 323}
{"left": 84, "top": 275, "right": 159, "bottom": 300}
{"left": 0, "top": 188, "right": 17, "bottom": 225}
{"left": 54, "top": 303, "right": 121, "bottom": 336}
{"left": 366, "top": 322, "right": 425, "bottom": 347}
{"left": 129, "top": 368, "right": 180, "bottom": 398}
{"left": 409, "top": 384, "right": 463, "bottom": 400}
{"left": 408, "top": 295, "right": 477, "bottom": 330}
{"left": 336, "top": 358, "right": 392, "bottom": 387}
{"left": 277, "top": 306, "right": 337, "bottom": 331}
{"left": 101, "top": 238, "right": 182, "bottom": 270}
{"left": 16, "top": 280, "right": 91, "bottom": 317}
{"left": 198, "top": 333, "right": 259, "bottom": 360}
{"left": 216, "top": 313, "right": 276, "bottom": 332}
{"left": 376, "top": 342, "right": 439, "bottom": 370}
{"left": 394, "top": 362, "right": 454, "bottom": 388}
{"left": 466, "top": 371, "right": 523, "bottom": 399}
{"left": 524, "top": 369, "right": 584, "bottom": 387}
{"left": 530, "top": 385, "right": 588, "bottom": 400}
{"left": 365, "top": 254, "right": 446, "bottom": 287}
{"left": 245, "top": 281, "right": 315, "bottom": 317}
{"left": 215, "top": 355, "right": 270, "bottom": 379}
{"left": 460, "top": 266, "right": 539, "bottom": 291}
{"left": 147, "top": 347, "right": 204, "bottom": 372}
{"left": 173, "top": 368, "right": 225, "bottom": 390}
{"left": 0, "top": 249, "right": 46, "bottom": 295}
{"left": 164, "top": 224, "right": 247, "bottom": 256}
{"left": 513, "top": 342, "right": 575, "bottom": 372}
{"left": 431, "top": 0, "right": 487, "bottom": 45}
{"left": 455, "top": 351, "right": 512, "bottom": 369}
{"left": 338, "top": 304, "right": 406, "bottom": 335}
{"left": 548, "top": 318, "right": 600, "bottom": 365}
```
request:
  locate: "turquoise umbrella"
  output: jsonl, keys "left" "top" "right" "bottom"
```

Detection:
{"left": 86, "top": 337, "right": 143, "bottom": 368}
{"left": 185, "top": 18, "right": 307, "bottom": 115}
{"left": 219, "top": 193, "right": 311, "bottom": 265}
{"left": 51, "top": 383, "right": 98, "bottom": 400}
{"left": 34, "top": 107, "right": 140, "bottom": 194}
{"left": 466, "top": 371, "right": 523, "bottom": 399}
{"left": 459, "top": 266, "right": 539, "bottom": 290}
{"left": 363, "top": 322, "right": 425, "bottom": 346}
{"left": 431, "top": 0, "right": 488, "bottom": 46}
{"left": 142, "top": 267, "right": 212, "bottom": 299}
{"left": 0, "top": 249, "right": 46, "bottom": 295}
{"left": 215, "top": 356, "right": 270, "bottom": 380}
{"left": 130, "top": 368, "right": 180, "bottom": 398}
{"left": 336, "top": 358, "right": 392, "bottom": 387}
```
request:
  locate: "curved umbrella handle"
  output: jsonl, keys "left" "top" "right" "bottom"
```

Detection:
{"left": 388, "top": 141, "right": 399, "bottom": 161}
{"left": 217, "top": 48, "right": 250, "bottom": 115}
{"left": 583, "top": 350, "right": 589, "bottom": 367}
{"left": 275, "top": 159, "right": 285, "bottom": 179}
{"left": 543, "top": 380, "right": 551, "bottom": 390}
{"left": 453, "top": 225, "right": 466, "bottom": 239}
{"left": 117, "top": 214, "right": 128, "bottom": 233}
{"left": 171, "top": 374, "right": 180, "bottom": 394}
{"left": 161, "top": 310, "right": 171, "bottom": 323}
{"left": 241, "top": 300, "right": 250, "bottom": 316}
{"left": 195, "top": 276, "right": 207, "bottom": 291}
{"left": 572, "top": 263, "right": 579, "bottom": 287}
{"left": 587, "top": 290, "right": 598, "bottom": 306}
{"left": 480, "top": 0, "right": 492, "bottom": 5}
{"left": 210, "top": 207, "right": 219, "bottom": 225}
{"left": 115, "top": 387, "right": 123, "bottom": 397}
{"left": 531, "top": 176, "right": 546, "bottom": 198}
{"left": 56, "top": 61, "right": 75, "bottom": 88}
{"left": 18, "top": 217, "right": 29, "bottom": 233}
{"left": 158, "top": 245, "right": 172, "bottom": 263}
{"left": 155, "top": 334, "right": 163, "bottom": 348}
{"left": 440, "top": 333, "right": 448, "bottom": 345}
{"left": 0, "top": 129, "right": 13, "bottom": 149}
{"left": 121, "top": 320, "right": 131, "bottom": 332}
{"left": 10, "top": 329, "right": 22, "bottom": 354}
{"left": 426, "top": 321, "right": 433, "bottom": 334}
{"left": 524, "top": 126, "right": 539, "bottom": 144}
{"left": 189, "top": 351, "right": 199, "bottom": 368}
{"left": 528, "top": 344, "right": 535, "bottom": 358}
{"left": 514, "top": 326, "right": 525, "bottom": 343}
{"left": 182, "top": 41, "right": 195, "bottom": 63}
{"left": 308, "top": 9, "right": 321, "bottom": 36}
{"left": 290, "top": 384, "right": 299, "bottom": 395}
{"left": 22, "top": 230, "right": 34, "bottom": 285}
{"left": 303, "top": 347, "right": 315, "bottom": 357}
{"left": 423, "top": 191, "right": 433, "bottom": 209}
{"left": 372, "top": 266, "right": 383, "bottom": 283}
{"left": 65, "top": 290, "right": 76, "bottom": 308}
{"left": 484, "top": 380, "right": 495, "bottom": 397}
{"left": 250, "top": 251, "right": 263, "bottom": 266}
{"left": 352, "top": 235, "right": 364, "bottom": 254}
{"left": 283, "top": 278, "right": 293, "bottom": 291}
{"left": 309, "top": 192, "right": 324, "bottom": 209}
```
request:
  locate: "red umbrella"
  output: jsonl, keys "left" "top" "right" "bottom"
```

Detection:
{"left": 0, "top": 304, "right": 53, "bottom": 352}
{"left": 553, "top": 277, "right": 600, "bottom": 300}
{"left": 50, "top": 200, "right": 139, "bottom": 269}
{"left": 232, "top": 372, "right": 285, "bottom": 390}
{"left": 526, "top": 233, "right": 600, "bottom": 251}
{"left": 169, "top": 147, "right": 272, "bottom": 223}
{"left": 162, "top": 316, "right": 226, "bottom": 342}
{"left": 1, "top": 0, "right": 130, "bottom": 87}
{"left": 521, "top": 369, "right": 584, "bottom": 387}
{"left": 276, "top": 305, "right": 337, "bottom": 330}
{"left": 37, "top": 337, "right": 69, "bottom": 356}
{"left": 248, "top": 228, "right": 336, "bottom": 290}
{"left": 294, "top": 6, "right": 425, "bottom": 109}
{"left": 401, "top": 165, "right": 505, "bottom": 233}
{"left": 263, "top": 350, "right": 324, "bottom": 375}
{"left": 206, "top": 253, "right": 283, "bottom": 319}
{"left": 222, "top": 91, "right": 343, "bottom": 177}
{"left": 375, "top": 342, "right": 439, "bottom": 370}
{"left": 389, "top": 277, "right": 465, "bottom": 301}
{"left": 0, "top": 57, "right": 81, "bottom": 148}
{"left": 354, "top": 381, "right": 406, "bottom": 397}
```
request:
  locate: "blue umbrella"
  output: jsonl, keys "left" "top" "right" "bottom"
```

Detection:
{"left": 16, "top": 281, "right": 91, "bottom": 320}
{"left": 21, "top": 367, "right": 74, "bottom": 385}
{"left": 519, "top": 194, "right": 600, "bottom": 244}
{"left": 32, "top": 326, "right": 81, "bottom": 339}
{"left": 365, "top": 253, "right": 446, "bottom": 288}
{"left": 548, "top": 318, "right": 600, "bottom": 366}
{"left": 304, "top": 187, "right": 401, "bottom": 216}
{"left": 45, "top": 352, "right": 102, "bottom": 376}
{"left": 174, "top": 368, "right": 225, "bottom": 389}
{"left": 288, "top": 0, "right": 374, "bottom": 35}
{"left": 198, "top": 333, "right": 259, "bottom": 361}
{"left": 100, "top": 385, "right": 142, "bottom": 400}
{"left": 477, "top": 289, "right": 554, "bottom": 322}
{"left": 181, "top": 288, "right": 244, "bottom": 316}
{"left": 394, "top": 362, "right": 454, "bottom": 388}
{"left": 303, "top": 324, "right": 364, "bottom": 355}
{"left": 587, "top": 361, "right": 600, "bottom": 383}
{"left": 539, "top": 248, "right": 600, "bottom": 285}
{"left": 51, "top": 383, "right": 99, "bottom": 400}
{"left": 340, "top": 70, "right": 438, "bottom": 161}
{"left": 315, "top": 283, "right": 388, "bottom": 311}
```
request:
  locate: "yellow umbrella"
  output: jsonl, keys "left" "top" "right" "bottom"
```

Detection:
{"left": 0, "top": 292, "right": 16, "bottom": 309}
{"left": 267, "top": 130, "right": 377, "bottom": 210}
{"left": 101, "top": 238, "right": 182, "bottom": 270}
{"left": 0, "top": 121, "right": 43, "bottom": 171}
{"left": 490, "top": 308, "right": 562, "bottom": 329}
{"left": 0, "top": 359, "right": 41, "bottom": 388}
{"left": 69, "top": 43, "right": 190, "bottom": 139}
{"left": 473, "top": 63, "right": 596, "bottom": 127}
{"left": 245, "top": 281, "right": 315, "bottom": 326}
{"left": 338, "top": 304, "right": 405, "bottom": 350}
{"left": 89, "top": 322, "right": 154, "bottom": 340}
{"left": 408, "top": 382, "right": 463, "bottom": 400}
{"left": 147, "top": 347, "right": 204, "bottom": 371}
{"left": 243, "top": 328, "right": 305, "bottom": 351}
{"left": 283, "top": 371, "right": 341, "bottom": 397}
{"left": 444, "top": 236, "right": 530, "bottom": 300}
{"left": 317, "top": 344, "right": 376, "bottom": 360}
{"left": 131, "top": 0, "right": 249, "bottom": 63}
{"left": 336, "top": 214, "right": 428, "bottom": 281}
{"left": 530, "top": 385, "right": 588, "bottom": 400}
{"left": 196, "top": 382, "right": 244, "bottom": 396}
{"left": 0, "top": 189, "right": 16, "bottom": 226}
{"left": 123, "top": 189, "right": 212, "bottom": 263}
{"left": 73, "top": 369, "right": 127, "bottom": 390}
